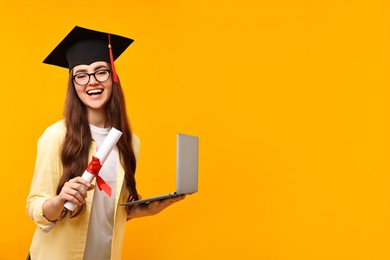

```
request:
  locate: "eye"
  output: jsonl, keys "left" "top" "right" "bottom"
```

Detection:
{"left": 96, "top": 70, "right": 109, "bottom": 76}
{"left": 75, "top": 74, "right": 88, "bottom": 79}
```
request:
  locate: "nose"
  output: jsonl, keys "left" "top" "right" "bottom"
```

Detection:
{"left": 88, "top": 74, "right": 99, "bottom": 85}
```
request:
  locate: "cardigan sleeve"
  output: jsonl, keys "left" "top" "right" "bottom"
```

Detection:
{"left": 26, "top": 122, "right": 65, "bottom": 231}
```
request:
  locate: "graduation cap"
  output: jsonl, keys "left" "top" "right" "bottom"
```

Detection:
{"left": 43, "top": 26, "right": 134, "bottom": 83}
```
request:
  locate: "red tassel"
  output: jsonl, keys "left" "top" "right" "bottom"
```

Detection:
{"left": 108, "top": 34, "right": 118, "bottom": 83}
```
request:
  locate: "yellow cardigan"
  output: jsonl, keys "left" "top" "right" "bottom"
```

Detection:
{"left": 26, "top": 120, "right": 140, "bottom": 260}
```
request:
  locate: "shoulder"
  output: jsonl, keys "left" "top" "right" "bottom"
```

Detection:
{"left": 132, "top": 132, "right": 140, "bottom": 148}
{"left": 132, "top": 132, "right": 141, "bottom": 159}
{"left": 38, "top": 120, "right": 66, "bottom": 145}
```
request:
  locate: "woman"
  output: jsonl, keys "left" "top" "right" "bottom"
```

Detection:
{"left": 26, "top": 26, "right": 184, "bottom": 260}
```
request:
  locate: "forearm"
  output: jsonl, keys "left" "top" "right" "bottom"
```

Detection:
{"left": 42, "top": 196, "right": 65, "bottom": 222}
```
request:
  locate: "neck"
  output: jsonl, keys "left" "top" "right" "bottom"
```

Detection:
{"left": 87, "top": 108, "right": 108, "bottom": 128}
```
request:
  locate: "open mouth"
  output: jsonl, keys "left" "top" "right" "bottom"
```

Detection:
{"left": 86, "top": 89, "right": 104, "bottom": 96}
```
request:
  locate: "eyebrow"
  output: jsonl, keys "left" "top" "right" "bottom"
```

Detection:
{"left": 74, "top": 65, "right": 110, "bottom": 74}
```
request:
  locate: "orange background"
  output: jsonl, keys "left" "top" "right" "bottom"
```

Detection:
{"left": 1, "top": 0, "right": 390, "bottom": 259}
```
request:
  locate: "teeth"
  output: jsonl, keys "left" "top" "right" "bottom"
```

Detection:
{"left": 87, "top": 89, "right": 103, "bottom": 95}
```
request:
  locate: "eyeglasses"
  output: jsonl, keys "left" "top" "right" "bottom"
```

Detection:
{"left": 72, "top": 69, "right": 111, "bottom": 86}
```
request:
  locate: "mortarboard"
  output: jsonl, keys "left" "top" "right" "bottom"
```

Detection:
{"left": 43, "top": 26, "right": 134, "bottom": 83}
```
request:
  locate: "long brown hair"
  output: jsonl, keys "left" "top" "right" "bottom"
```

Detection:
{"left": 57, "top": 71, "right": 139, "bottom": 218}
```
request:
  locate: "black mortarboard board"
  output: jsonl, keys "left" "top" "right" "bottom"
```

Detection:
{"left": 43, "top": 26, "right": 134, "bottom": 82}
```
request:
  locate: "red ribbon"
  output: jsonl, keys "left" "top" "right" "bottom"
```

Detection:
{"left": 87, "top": 156, "right": 112, "bottom": 197}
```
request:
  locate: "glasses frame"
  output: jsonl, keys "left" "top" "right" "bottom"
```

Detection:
{"left": 72, "top": 69, "right": 112, "bottom": 86}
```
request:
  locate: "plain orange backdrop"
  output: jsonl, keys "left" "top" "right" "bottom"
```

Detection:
{"left": 1, "top": 1, "right": 390, "bottom": 259}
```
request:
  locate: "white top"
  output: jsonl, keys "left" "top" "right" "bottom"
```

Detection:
{"left": 83, "top": 125, "right": 118, "bottom": 260}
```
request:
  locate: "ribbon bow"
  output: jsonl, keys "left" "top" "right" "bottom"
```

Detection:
{"left": 87, "top": 156, "right": 112, "bottom": 197}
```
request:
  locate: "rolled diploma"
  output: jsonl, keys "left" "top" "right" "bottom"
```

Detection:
{"left": 64, "top": 127, "right": 123, "bottom": 211}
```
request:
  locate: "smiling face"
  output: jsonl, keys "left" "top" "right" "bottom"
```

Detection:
{"left": 72, "top": 61, "right": 113, "bottom": 115}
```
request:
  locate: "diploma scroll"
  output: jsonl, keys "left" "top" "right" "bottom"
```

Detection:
{"left": 64, "top": 127, "right": 123, "bottom": 211}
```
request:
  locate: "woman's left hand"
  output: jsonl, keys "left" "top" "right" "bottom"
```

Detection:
{"left": 127, "top": 195, "right": 186, "bottom": 219}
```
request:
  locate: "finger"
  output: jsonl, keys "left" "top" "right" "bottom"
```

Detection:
{"left": 156, "top": 199, "right": 177, "bottom": 209}
{"left": 165, "top": 195, "right": 185, "bottom": 204}
{"left": 62, "top": 193, "right": 82, "bottom": 205}
{"left": 146, "top": 201, "right": 162, "bottom": 210}
{"left": 61, "top": 186, "right": 86, "bottom": 205}
{"left": 60, "top": 187, "right": 83, "bottom": 205}
{"left": 71, "top": 177, "right": 92, "bottom": 188}
{"left": 68, "top": 187, "right": 85, "bottom": 205}
{"left": 64, "top": 182, "right": 88, "bottom": 197}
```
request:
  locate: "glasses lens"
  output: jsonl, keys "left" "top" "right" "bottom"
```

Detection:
{"left": 95, "top": 70, "right": 110, "bottom": 82}
{"left": 74, "top": 73, "right": 89, "bottom": 85}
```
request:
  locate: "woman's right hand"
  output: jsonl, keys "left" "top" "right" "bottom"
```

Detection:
{"left": 43, "top": 177, "right": 94, "bottom": 222}
{"left": 58, "top": 177, "right": 94, "bottom": 206}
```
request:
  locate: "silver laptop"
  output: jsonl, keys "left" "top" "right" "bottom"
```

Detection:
{"left": 120, "top": 133, "right": 198, "bottom": 206}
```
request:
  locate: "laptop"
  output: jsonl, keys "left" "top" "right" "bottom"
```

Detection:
{"left": 120, "top": 133, "right": 198, "bottom": 206}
